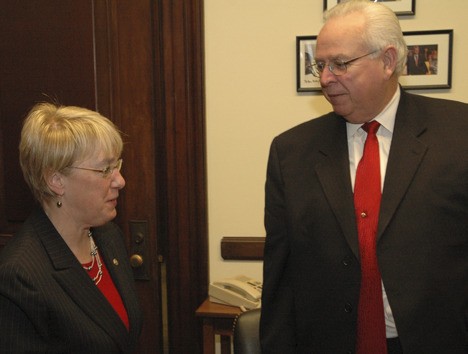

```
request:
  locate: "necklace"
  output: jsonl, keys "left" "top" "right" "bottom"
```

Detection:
{"left": 82, "top": 230, "right": 103, "bottom": 285}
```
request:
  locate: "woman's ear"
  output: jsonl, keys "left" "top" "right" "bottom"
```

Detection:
{"left": 382, "top": 45, "right": 398, "bottom": 79}
{"left": 45, "top": 170, "right": 65, "bottom": 196}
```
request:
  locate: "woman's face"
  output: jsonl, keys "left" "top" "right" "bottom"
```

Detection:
{"left": 60, "top": 150, "right": 125, "bottom": 228}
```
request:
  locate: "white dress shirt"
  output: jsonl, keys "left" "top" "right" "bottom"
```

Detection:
{"left": 346, "top": 86, "right": 400, "bottom": 338}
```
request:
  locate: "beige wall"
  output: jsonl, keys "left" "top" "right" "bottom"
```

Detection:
{"left": 205, "top": 0, "right": 468, "bottom": 284}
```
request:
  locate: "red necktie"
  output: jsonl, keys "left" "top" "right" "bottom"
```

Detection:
{"left": 354, "top": 121, "right": 387, "bottom": 354}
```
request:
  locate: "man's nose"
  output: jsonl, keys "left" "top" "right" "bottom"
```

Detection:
{"left": 319, "top": 65, "right": 336, "bottom": 86}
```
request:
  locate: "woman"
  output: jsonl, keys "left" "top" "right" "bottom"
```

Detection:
{"left": 0, "top": 103, "right": 142, "bottom": 352}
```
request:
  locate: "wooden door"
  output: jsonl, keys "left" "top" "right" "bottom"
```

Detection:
{"left": 0, "top": 1, "right": 208, "bottom": 353}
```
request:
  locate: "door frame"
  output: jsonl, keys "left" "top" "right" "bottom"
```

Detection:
{"left": 95, "top": 0, "right": 208, "bottom": 352}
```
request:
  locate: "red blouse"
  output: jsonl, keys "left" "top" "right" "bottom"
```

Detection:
{"left": 82, "top": 256, "right": 129, "bottom": 331}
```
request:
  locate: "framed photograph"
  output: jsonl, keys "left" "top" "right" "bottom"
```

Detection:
{"left": 296, "top": 35, "right": 321, "bottom": 92}
{"left": 323, "top": 0, "right": 415, "bottom": 16}
{"left": 400, "top": 30, "right": 453, "bottom": 90}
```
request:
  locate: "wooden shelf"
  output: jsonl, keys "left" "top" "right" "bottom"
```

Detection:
{"left": 220, "top": 236, "right": 265, "bottom": 260}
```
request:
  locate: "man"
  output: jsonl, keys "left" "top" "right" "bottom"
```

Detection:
{"left": 406, "top": 45, "right": 428, "bottom": 75}
{"left": 260, "top": 1, "right": 468, "bottom": 353}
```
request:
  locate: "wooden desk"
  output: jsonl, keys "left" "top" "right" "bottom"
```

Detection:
{"left": 196, "top": 299, "right": 242, "bottom": 354}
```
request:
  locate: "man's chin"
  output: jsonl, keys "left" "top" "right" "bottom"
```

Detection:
{"left": 329, "top": 104, "right": 349, "bottom": 117}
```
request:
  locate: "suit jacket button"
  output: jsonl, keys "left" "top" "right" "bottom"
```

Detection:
{"left": 344, "top": 302, "right": 353, "bottom": 313}
{"left": 342, "top": 256, "right": 352, "bottom": 266}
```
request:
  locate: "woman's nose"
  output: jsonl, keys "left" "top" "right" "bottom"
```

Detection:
{"left": 112, "top": 170, "right": 126, "bottom": 189}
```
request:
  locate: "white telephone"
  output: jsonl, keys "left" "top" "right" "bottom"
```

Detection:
{"left": 209, "top": 275, "right": 262, "bottom": 310}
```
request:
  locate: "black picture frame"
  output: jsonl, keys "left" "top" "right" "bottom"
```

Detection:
{"left": 296, "top": 35, "right": 320, "bottom": 92}
{"left": 323, "top": 0, "right": 415, "bottom": 16}
{"left": 400, "top": 29, "right": 453, "bottom": 90}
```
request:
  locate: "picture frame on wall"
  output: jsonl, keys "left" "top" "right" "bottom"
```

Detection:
{"left": 323, "top": 0, "right": 415, "bottom": 16}
{"left": 400, "top": 30, "right": 453, "bottom": 90}
{"left": 296, "top": 30, "right": 453, "bottom": 92}
{"left": 296, "top": 35, "right": 320, "bottom": 92}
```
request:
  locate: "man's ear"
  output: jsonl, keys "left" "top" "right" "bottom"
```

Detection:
{"left": 45, "top": 170, "right": 65, "bottom": 196}
{"left": 382, "top": 45, "right": 398, "bottom": 79}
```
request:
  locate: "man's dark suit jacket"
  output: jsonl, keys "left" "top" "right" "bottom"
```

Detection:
{"left": 0, "top": 208, "right": 143, "bottom": 353}
{"left": 406, "top": 54, "right": 428, "bottom": 75}
{"left": 260, "top": 90, "right": 468, "bottom": 353}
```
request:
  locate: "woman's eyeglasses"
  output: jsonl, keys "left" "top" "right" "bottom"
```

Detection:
{"left": 69, "top": 159, "right": 123, "bottom": 178}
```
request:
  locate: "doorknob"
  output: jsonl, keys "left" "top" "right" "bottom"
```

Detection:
{"left": 129, "top": 220, "right": 150, "bottom": 280}
{"left": 130, "top": 254, "right": 144, "bottom": 268}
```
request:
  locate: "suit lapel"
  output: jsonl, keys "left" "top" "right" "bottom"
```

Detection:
{"left": 32, "top": 209, "right": 130, "bottom": 352}
{"left": 314, "top": 93, "right": 428, "bottom": 258}
{"left": 313, "top": 115, "right": 361, "bottom": 258}
{"left": 93, "top": 227, "right": 141, "bottom": 341}
{"left": 378, "top": 92, "right": 428, "bottom": 240}
{"left": 52, "top": 270, "right": 130, "bottom": 350}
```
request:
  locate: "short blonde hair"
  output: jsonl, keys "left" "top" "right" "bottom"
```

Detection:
{"left": 19, "top": 103, "right": 123, "bottom": 203}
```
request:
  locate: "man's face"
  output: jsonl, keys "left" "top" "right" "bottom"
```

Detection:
{"left": 315, "top": 14, "right": 392, "bottom": 124}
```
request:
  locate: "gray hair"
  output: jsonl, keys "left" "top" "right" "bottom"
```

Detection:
{"left": 324, "top": 0, "right": 408, "bottom": 76}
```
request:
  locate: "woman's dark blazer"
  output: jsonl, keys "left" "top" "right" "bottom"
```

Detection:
{"left": 0, "top": 208, "right": 143, "bottom": 353}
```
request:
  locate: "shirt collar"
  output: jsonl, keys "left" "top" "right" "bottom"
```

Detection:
{"left": 346, "top": 86, "right": 400, "bottom": 138}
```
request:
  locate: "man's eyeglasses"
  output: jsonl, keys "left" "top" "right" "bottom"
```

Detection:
{"left": 310, "top": 50, "right": 378, "bottom": 77}
{"left": 69, "top": 159, "right": 123, "bottom": 178}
